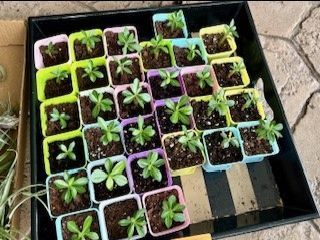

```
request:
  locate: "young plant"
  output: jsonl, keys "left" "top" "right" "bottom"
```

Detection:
{"left": 137, "top": 151, "right": 165, "bottom": 182}
{"left": 219, "top": 19, "right": 239, "bottom": 46}
{"left": 167, "top": 10, "right": 185, "bottom": 32}
{"left": 207, "top": 89, "right": 234, "bottom": 116}
{"left": 257, "top": 119, "right": 283, "bottom": 143}
{"left": 114, "top": 57, "right": 133, "bottom": 75}
{"left": 129, "top": 115, "right": 155, "bottom": 146}
{"left": 49, "top": 107, "right": 70, "bottom": 129}
{"left": 89, "top": 90, "right": 113, "bottom": 118}
{"left": 56, "top": 141, "right": 76, "bottom": 161}
{"left": 228, "top": 61, "right": 245, "bottom": 78}
{"left": 241, "top": 92, "right": 260, "bottom": 111}
{"left": 82, "top": 60, "right": 104, "bottom": 83}
{"left": 178, "top": 126, "right": 204, "bottom": 154}
{"left": 51, "top": 68, "right": 69, "bottom": 84}
{"left": 161, "top": 195, "right": 185, "bottom": 229}
{"left": 81, "top": 30, "right": 101, "bottom": 53}
{"left": 91, "top": 158, "right": 128, "bottom": 191}
{"left": 159, "top": 69, "right": 180, "bottom": 88}
{"left": 220, "top": 131, "right": 239, "bottom": 149}
{"left": 118, "top": 209, "right": 146, "bottom": 239}
{"left": 122, "top": 78, "right": 151, "bottom": 108}
{"left": 67, "top": 215, "right": 99, "bottom": 240}
{"left": 54, "top": 172, "right": 88, "bottom": 204}
{"left": 186, "top": 42, "right": 201, "bottom": 61}
{"left": 196, "top": 67, "right": 213, "bottom": 89}
{"left": 149, "top": 35, "right": 169, "bottom": 59}
{"left": 165, "top": 96, "right": 192, "bottom": 125}
{"left": 97, "top": 117, "right": 121, "bottom": 145}
{"left": 117, "top": 27, "right": 142, "bottom": 54}
{"left": 45, "top": 42, "right": 58, "bottom": 58}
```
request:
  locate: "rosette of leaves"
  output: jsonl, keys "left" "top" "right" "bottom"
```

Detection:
{"left": 66, "top": 215, "right": 99, "bottom": 240}
{"left": 97, "top": 117, "right": 121, "bottom": 146}
{"left": 207, "top": 89, "right": 234, "bottom": 116}
{"left": 81, "top": 30, "right": 101, "bottom": 53}
{"left": 161, "top": 195, "right": 185, "bottom": 229}
{"left": 82, "top": 60, "right": 104, "bottom": 83}
{"left": 165, "top": 96, "right": 192, "bottom": 125}
{"left": 167, "top": 10, "right": 185, "bottom": 32}
{"left": 45, "top": 42, "right": 58, "bottom": 58}
{"left": 51, "top": 68, "right": 68, "bottom": 84}
{"left": 219, "top": 19, "right": 239, "bottom": 46}
{"left": 118, "top": 209, "right": 146, "bottom": 239}
{"left": 137, "top": 151, "right": 164, "bottom": 182}
{"left": 56, "top": 141, "right": 76, "bottom": 161}
{"left": 186, "top": 42, "right": 201, "bottom": 61}
{"left": 117, "top": 27, "right": 142, "bottom": 54}
{"left": 129, "top": 115, "right": 155, "bottom": 146}
{"left": 114, "top": 57, "right": 133, "bottom": 76}
{"left": 50, "top": 108, "right": 70, "bottom": 129}
{"left": 159, "top": 69, "right": 180, "bottom": 88}
{"left": 178, "top": 126, "right": 204, "bottom": 153}
{"left": 257, "top": 119, "right": 283, "bottom": 143}
{"left": 89, "top": 90, "right": 113, "bottom": 118}
{"left": 149, "top": 35, "right": 169, "bottom": 59}
{"left": 122, "top": 79, "right": 151, "bottom": 108}
{"left": 241, "top": 92, "right": 260, "bottom": 111}
{"left": 220, "top": 131, "right": 239, "bottom": 149}
{"left": 196, "top": 67, "right": 213, "bottom": 89}
{"left": 227, "top": 61, "right": 245, "bottom": 78}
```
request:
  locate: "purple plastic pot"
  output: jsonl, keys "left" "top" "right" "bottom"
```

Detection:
{"left": 127, "top": 148, "right": 173, "bottom": 195}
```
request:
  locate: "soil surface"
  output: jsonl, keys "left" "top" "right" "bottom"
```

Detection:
{"left": 109, "top": 57, "right": 142, "bottom": 85}
{"left": 76, "top": 65, "right": 108, "bottom": 91}
{"left": 141, "top": 46, "right": 172, "bottom": 70}
{"left": 173, "top": 46, "right": 205, "bottom": 67}
{"left": 212, "top": 63, "right": 243, "bottom": 87}
{"left": 155, "top": 20, "right": 184, "bottom": 39}
{"left": 105, "top": 30, "right": 137, "bottom": 56}
{"left": 44, "top": 75, "right": 73, "bottom": 99}
{"left": 74, "top": 36, "right": 104, "bottom": 61}
{"left": 40, "top": 42, "right": 68, "bottom": 67}
{"left": 48, "top": 137, "right": 85, "bottom": 174}
{"left": 183, "top": 72, "right": 213, "bottom": 97}
{"left": 45, "top": 102, "right": 80, "bottom": 136}
{"left": 149, "top": 75, "right": 182, "bottom": 100}
{"left": 202, "top": 33, "right": 231, "bottom": 54}
{"left": 204, "top": 131, "right": 242, "bottom": 165}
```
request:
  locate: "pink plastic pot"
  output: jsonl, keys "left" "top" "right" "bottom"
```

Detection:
{"left": 142, "top": 185, "right": 190, "bottom": 237}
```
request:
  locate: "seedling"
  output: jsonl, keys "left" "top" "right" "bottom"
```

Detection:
{"left": 186, "top": 42, "right": 201, "bottom": 61}
{"left": 118, "top": 209, "right": 146, "bottom": 239}
{"left": 196, "top": 67, "right": 213, "bottom": 89}
{"left": 89, "top": 90, "right": 113, "bottom": 118}
{"left": 149, "top": 35, "right": 169, "bottom": 59}
{"left": 241, "top": 92, "right": 260, "bottom": 111}
{"left": 67, "top": 215, "right": 99, "bottom": 240}
{"left": 49, "top": 108, "right": 70, "bottom": 129}
{"left": 227, "top": 61, "right": 245, "bottom": 78}
{"left": 219, "top": 19, "right": 239, "bottom": 46}
{"left": 161, "top": 195, "right": 185, "bottom": 229}
{"left": 159, "top": 69, "right": 180, "bottom": 88}
{"left": 81, "top": 30, "right": 101, "bottom": 53}
{"left": 97, "top": 117, "right": 121, "bottom": 145}
{"left": 167, "top": 10, "right": 185, "bottom": 32}
{"left": 51, "top": 68, "right": 69, "bottom": 84}
{"left": 178, "top": 126, "right": 204, "bottom": 153}
{"left": 91, "top": 158, "right": 128, "bottom": 191}
{"left": 82, "top": 60, "right": 104, "bottom": 83}
{"left": 114, "top": 57, "right": 133, "bottom": 76}
{"left": 220, "top": 131, "right": 239, "bottom": 149}
{"left": 122, "top": 79, "right": 151, "bottom": 108}
{"left": 129, "top": 115, "right": 155, "bottom": 146}
{"left": 207, "top": 89, "right": 234, "bottom": 116}
{"left": 45, "top": 42, "right": 58, "bottom": 58}
{"left": 257, "top": 119, "right": 283, "bottom": 143}
{"left": 56, "top": 141, "right": 76, "bottom": 161}
{"left": 117, "top": 27, "right": 142, "bottom": 54}
{"left": 53, "top": 172, "right": 88, "bottom": 204}
{"left": 165, "top": 96, "right": 192, "bottom": 125}
{"left": 137, "top": 151, "right": 164, "bottom": 182}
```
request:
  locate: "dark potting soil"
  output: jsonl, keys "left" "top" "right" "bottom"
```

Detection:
{"left": 45, "top": 102, "right": 80, "bottom": 136}
{"left": 141, "top": 46, "right": 172, "bottom": 69}
{"left": 202, "top": 33, "right": 231, "bottom": 54}
{"left": 123, "top": 117, "right": 161, "bottom": 154}
{"left": 145, "top": 189, "right": 182, "bottom": 233}
{"left": 61, "top": 210, "right": 101, "bottom": 240}
{"left": 212, "top": 63, "right": 243, "bottom": 87}
{"left": 240, "top": 126, "right": 273, "bottom": 156}
{"left": 44, "top": 75, "right": 73, "bottom": 99}
{"left": 49, "top": 171, "right": 90, "bottom": 216}
{"left": 104, "top": 198, "right": 140, "bottom": 240}
{"left": 227, "top": 94, "right": 261, "bottom": 122}
{"left": 80, "top": 92, "right": 117, "bottom": 124}
{"left": 84, "top": 127, "right": 124, "bottom": 161}
{"left": 131, "top": 157, "right": 168, "bottom": 194}
{"left": 74, "top": 36, "right": 104, "bottom": 61}
{"left": 48, "top": 137, "right": 85, "bottom": 174}
{"left": 149, "top": 75, "right": 182, "bottom": 100}
{"left": 183, "top": 72, "right": 213, "bottom": 97}
{"left": 191, "top": 100, "right": 227, "bottom": 130}
{"left": 40, "top": 42, "right": 69, "bottom": 67}
{"left": 76, "top": 65, "right": 108, "bottom": 91}
{"left": 204, "top": 131, "right": 242, "bottom": 165}
{"left": 105, "top": 30, "right": 136, "bottom": 56}
{"left": 155, "top": 21, "right": 184, "bottom": 39}
{"left": 173, "top": 46, "right": 205, "bottom": 67}
{"left": 109, "top": 57, "right": 142, "bottom": 85}
{"left": 164, "top": 136, "right": 203, "bottom": 170}
{"left": 92, "top": 165, "right": 130, "bottom": 201}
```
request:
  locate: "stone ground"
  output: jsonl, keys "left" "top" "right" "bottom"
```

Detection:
{"left": 1, "top": 1, "right": 320, "bottom": 239}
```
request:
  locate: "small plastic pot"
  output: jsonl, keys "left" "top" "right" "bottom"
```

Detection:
{"left": 237, "top": 120, "right": 280, "bottom": 163}
{"left": 142, "top": 185, "right": 190, "bottom": 237}
{"left": 199, "top": 24, "right": 237, "bottom": 60}
{"left": 87, "top": 155, "right": 133, "bottom": 204}
{"left": 211, "top": 56, "right": 250, "bottom": 90}
{"left": 34, "top": 34, "right": 71, "bottom": 70}
{"left": 98, "top": 194, "right": 147, "bottom": 240}
{"left": 202, "top": 127, "right": 243, "bottom": 172}
{"left": 126, "top": 148, "right": 173, "bottom": 195}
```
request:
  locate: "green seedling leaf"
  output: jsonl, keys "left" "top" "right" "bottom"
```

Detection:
{"left": 149, "top": 35, "right": 169, "bottom": 60}
{"left": 137, "top": 151, "right": 164, "bottom": 182}
{"left": 89, "top": 90, "right": 113, "bottom": 118}
{"left": 178, "top": 126, "right": 204, "bottom": 154}
{"left": 167, "top": 10, "right": 185, "bottom": 32}
{"left": 165, "top": 96, "right": 192, "bottom": 125}
{"left": 97, "top": 117, "right": 121, "bottom": 145}
{"left": 129, "top": 115, "right": 155, "bottom": 146}
{"left": 256, "top": 119, "right": 283, "bottom": 143}
{"left": 196, "top": 67, "right": 213, "bottom": 89}
{"left": 122, "top": 79, "right": 151, "bottom": 108}
{"left": 161, "top": 194, "right": 185, "bottom": 229}
{"left": 207, "top": 89, "right": 234, "bottom": 116}
{"left": 159, "top": 69, "right": 180, "bottom": 88}
{"left": 118, "top": 209, "right": 146, "bottom": 239}
{"left": 117, "top": 27, "right": 142, "bottom": 54}
{"left": 81, "top": 30, "right": 101, "bottom": 53}
{"left": 49, "top": 107, "right": 70, "bottom": 129}
{"left": 82, "top": 60, "right": 104, "bottom": 83}
{"left": 56, "top": 141, "right": 76, "bottom": 161}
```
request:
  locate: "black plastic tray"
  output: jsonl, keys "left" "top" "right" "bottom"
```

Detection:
{"left": 28, "top": 1, "right": 319, "bottom": 239}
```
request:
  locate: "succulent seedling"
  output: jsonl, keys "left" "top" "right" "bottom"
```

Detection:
{"left": 114, "top": 57, "right": 133, "bottom": 76}
{"left": 97, "top": 117, "right": 121, "bottom": 145}
{"left": 219, "top": 19, "right": 239, "bottom": 46}
{"left": 89, "top": 90, "right": 114, "bottom": 119}
{"left": 227, "top": 61, "right": 245, "bottom": 78}
{"left": 196, "top": 67, "right": 213, "bottom": 89}
{"left": 53, "top": 171, "right": 88, "bottom": 204}
{"left": 186, "top": 42, "right": 201, "bottom": 61}
{"left": 149, "top": 35, "right": 169, "bottom": 59}
{"left": 178, "top": 126, "right": 204, "bottom": 153}
{"left": 51, "top": 68, "right": 69, "bottom": 84}
{"left": 220, "top": 131, "right": 239, "bottom": 149}
{"left": 257, "top": 119, "right": 283, "bottom": 143}
{"left": 81, "top": 30, "right": 101, "bottom": 53}
{"left": 67, "top": 215, "right": 99, "bottom": 240}
{"left": 91, "top": 158, "right": 128, "bottom": 191}
{"left": 129, "top": 115, "right": 155, "bottom": 146}
{"left": 118, "top": 209, "right": 146, "bottom": 239}
{"left": 207, "top": 89, "right": 234, "bottom": 116}
{"left": 117, "top": 27, "right": 142, "bottom": 54}
{"left": 167, "top": 10, "right": 185, "bottom": 32}
{"left": 137, "top": 151, "right": 164, "bottom": 182}
{"left": 165, "top": 96, "right": 192, "bottom": 125}
{"left": 82, "top": 60, "right": 104, "bottom": 83}
{"left": 161, "top": 194, "right": 185, "bottom": 229}
{"left": 49, "top": 107, "right": 70, "bottom": 129}
{"left": 122, "top": 79, "right": 151, "bottom": 108}
{"left": 45, "top": 42, "right": 58, "bottom": 58}
{"left": 159, "top": 69, "right": 180, "bottom": 88}
{"left": 56, "top": 141, "right": 76, "bottom": 161}
{"left": 241, "top": 92, "right": 260, "bottom": 111}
